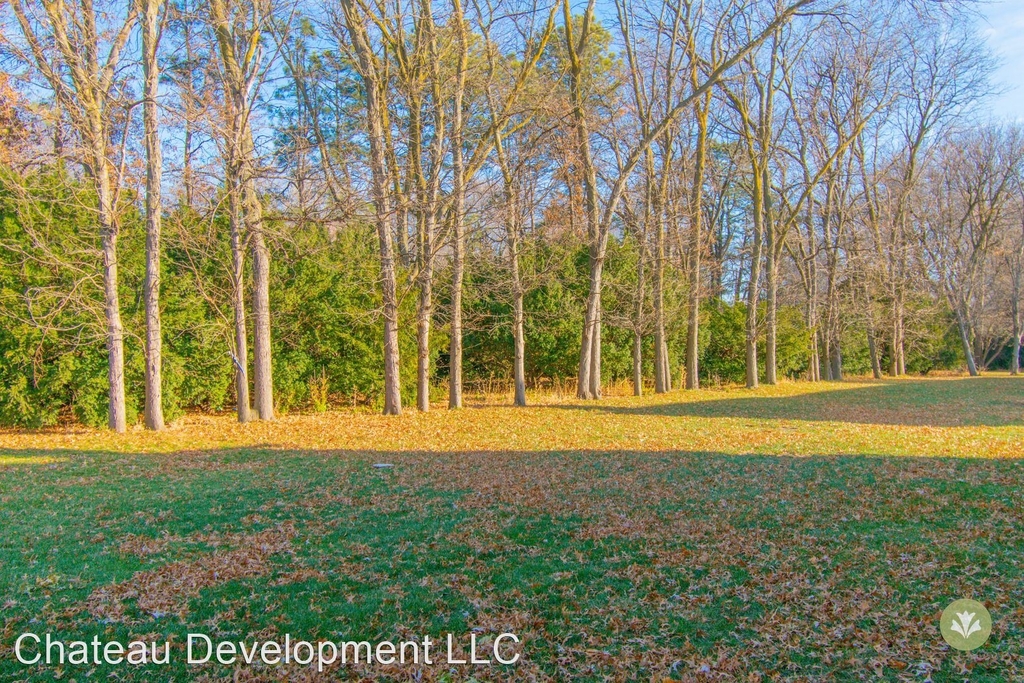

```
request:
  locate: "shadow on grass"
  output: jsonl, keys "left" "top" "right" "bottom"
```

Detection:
{"left": 552, "top": 376, "right": 1024, "bottom": 427}
{"left": 2, "top": 446, "right": 1023, "bottom": 680}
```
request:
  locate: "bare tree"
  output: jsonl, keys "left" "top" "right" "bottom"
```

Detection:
{"left": 477, "top": 0, "right": 558, "bottom": 406}
{"left": 141, "top": 0, "right": 167, "bottom": 430}
{"left": 208, "top": 0, "right": 278, "bottom": 420}
{"left": 568, "top": 0, "right": 818, "bottom": 399}
{"left": 7, "top": 0, "right": 137, "bottom": 431}
{"left": 1009, "top": 185, "right": 1023, "bottom": 375}
{"left": 920, "top": 126, "right": 1024, "bottom": 376}
{"left": 336, "top": 0, "right": 404, "bottom": 414}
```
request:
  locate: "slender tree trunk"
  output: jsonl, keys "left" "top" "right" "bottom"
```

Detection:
{"left": 894, "top": 288, "right": 906, "bottom": 376}
{"left": 378, "top": 199, "right": 402, "bottom": 416}
{"left": 653, "top": 217, "right": 667, "bottom": 393}
{"left": 765, "top": 247, "right": 778, "bottom": 385}
{"left": 141, "top": 0, "right": 164, "bottom": 431}
{"left": 735, "top": 239, "right": 746, "bottom": 303}
{"left": 865, "top": 287, "right": 882, "bottom": 379}
{"left": 1013, "top": 251, "right": 1022, "bottom": 376}
{"left": 824, "top": 266, "right": 841, "bottom": 381}
{"left": 633, "top": 241, "right": 645, "bottom": 396}
{"left": 889, "top": 296, "right": 899, "bottom": 377}
{"left": 340, "top": 4, "right": 402, "bottom": 413}
{"left": 685, "top": 78, "right": 711, "bottom": 391}
{"left": 745, "top": 176, "right": 764, "bottom": 389}
{"left": 449, "top": 210, "right": 464, "bottom": 410}
{"left": 183, "top": 126, "right": 194, "bottom": 207}
{"left": 808, "top": 326, "right": 819, "bottom": 381}
{"left": 511, "top": 234, "right": 527, "bottom": 406}
{"left": 1012, "top": 296, "right": 1020, "bottom": 375}
{"left": 240, "top": 125, "right": 273, "bottom": 420}
{"left": 577, "top": 266, "right": 600, "bottom": 399}
{"left": 829, "top": 327, "right": 842, "bottom": 380}
{"left": 417, "top": 227, "right": 433, "bottom": 412}
{"left": 567, "top": 2, "right": 603, "bottom": 401}
{"left": 763, "top": 161, "right": 778, "bottom": 385}
{"left": 955, "top": 307, "right": 979, "bottom": 376}
{"left": 868, "top": 329, "right": 881, "bottom": 379}
{"left": 249, "top": 212, "right": 273, "bottom": 419}
{"left": 98, "top": 165, "right": 127, "bottom": 433}
{"left": 228, "top": 173, "right": 251, "bottom": 423}
{"left": 805, "top": 299, "right": 819, "bottom": 382}
{"left": 590, "top": 300, "right": 602, "bottom": 398}
{"left": 652, "top": 282, "right": 666, "bottom": 393}
{"left": 410, "top": 99, "right": 432, "bottom": 413}
{"left": 179, "top": 0, "right": 196, "bottom": 207}
{"left": 371, "top": 127, "right": 402, "bottom": 415}
{"left": 448, "top": 4, "right": 468, "bottom": 410}
{"left": 685, "top": 260, "right": 701, "bottom": 390}
{"left": 644, "top": 149, "right": 667, "bottom": 395}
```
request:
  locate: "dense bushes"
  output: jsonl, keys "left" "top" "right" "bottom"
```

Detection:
{"left": 0, "top": 166, "right": 975, "bottom": 427}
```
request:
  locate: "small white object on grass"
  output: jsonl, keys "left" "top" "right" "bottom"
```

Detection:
{"left": 372, "top": 463, "right": 394, "bottom": 469}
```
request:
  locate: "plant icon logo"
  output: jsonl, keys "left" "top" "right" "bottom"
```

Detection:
{"left": 940, "top": 599, "right": 992, "bottom": 651}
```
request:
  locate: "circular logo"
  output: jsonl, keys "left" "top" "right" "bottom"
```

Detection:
{"left": 940, "top": 599, "right": 992, "bottom": 651}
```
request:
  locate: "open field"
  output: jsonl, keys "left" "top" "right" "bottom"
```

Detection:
{"left": 1, "top": 376, "right": 1023, "bottom": 681}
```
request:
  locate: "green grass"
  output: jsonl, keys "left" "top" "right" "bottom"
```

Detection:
{"left": 1, "top": 376, "right": 1023, "bottom": 680}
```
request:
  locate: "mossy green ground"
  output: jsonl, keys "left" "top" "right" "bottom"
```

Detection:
{"left": 1, "top": 376, "right": 1022, "bottom": 681}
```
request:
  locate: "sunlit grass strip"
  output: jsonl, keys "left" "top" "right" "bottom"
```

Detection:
{"left": 0, "top": 455, "right": 67, "bottom": 465}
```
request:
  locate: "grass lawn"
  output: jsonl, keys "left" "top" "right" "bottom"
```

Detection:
{"left": 1, "top": 376, "right": 1022, "bottom": 681}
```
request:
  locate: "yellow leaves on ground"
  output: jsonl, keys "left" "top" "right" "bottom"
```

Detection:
{"left": 0, "top": 376, "right": 1020, "bottom": 460}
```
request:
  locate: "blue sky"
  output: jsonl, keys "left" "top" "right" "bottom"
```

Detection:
{"left": 979, "top": 1, "right": 1024, "bottom": 119}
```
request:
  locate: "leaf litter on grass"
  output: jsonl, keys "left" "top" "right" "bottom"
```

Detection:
{"left": 0, "top": 377, "right": 1022, "bottom": 681}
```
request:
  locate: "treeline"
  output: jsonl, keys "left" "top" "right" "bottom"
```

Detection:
{"left": 0, "top": 0, "right": 1020, "bottom": 430}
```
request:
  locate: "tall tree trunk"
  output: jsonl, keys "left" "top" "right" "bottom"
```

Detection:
{"left": 241, "top": 126, "right": 273, "bottom": 420}
{"left": 1012, "top": 295, "right": 1020, "bottom": 376}
{"left": 341, "top": 2, "right": 402, "bottom": 414}
{"left": 1013, "top": 250, "right": 1022, "bottom": 376}
{"left": 805, "top": 298, "right": 819, "bottom": 382}
{"left": 416, "top": 225, "right": 433, "bottom": 412}
{"left": 745, "top": 173, "right": 764, "bottom": 389}
{"left": 248, "top": 209, "right": 273, "bottom": 419}
{"left": 567, "top": 0, "right": 603, "bottom": 401}
{"left": 378, "top": 191, "right": 402, "bottom": 416}
{"left": 493, "top": 111, "right": 528, "bottom": 408}
{"left": 178, "top": 0, "right": 196, "bottom": 207}
{"left": 829, "top": 326, "right": 843, "bottom": 380}
{"left": 141, "top": 0, "right": 164, "bottom": 431}
{"left": 645, "top": 148, "right": 667, "bottom": 395}
{"left": 578, "top": 255, "right": 604, "bottom": 399}
{"left": 808, "top": 325, "right": 819, "bottom": 381}
{"left": 449, "top": 205, "right": 464, "bottom": 410}
{"left": 864, "top": 286, "right": 882, "bottom": 379}
{"left": 763, "top": 165, "right": 778, "bottom": 385}
{"left": 633, "top": 237, "right": 645, "bottom": 396}
{"left": 867, "top": 329, "right": 881, "bottom": 380}
{"left": 448, "top": 2, "right": 468, "bottom": 410}
{"left": 511, "top": 233, "right": 527, "bottom": 406}
{"left": 955, "top": 307, "right": 979, "bottom": 376}
{"left": 889, "top": 296, "right": 899, "bottom": 377}
{"left": 228, "top": 173, "right": 251, "bottom": 423}
{"left": 684, "top": 256, "right": 701, "bottom": 390}
{"left": 653, "top": 213, "right": 667, "bottom": 393}
{"left": 409, "top": 95, "right": 432, "bottom": 413}
{"left": 590, "top": 298, "right": 602, "bottom": 398}
{"left": 684, "top": 69, "right": 711, "bottom": 391}
{"left": 98, "top": 165, "right": 127, "bottom": 433}
{"left": 892, "top": 281, "right": 907, "bottom": 376}
{"left": 824, "top": 264, "right": 841, "bottom": 381}
{"left": 576, "top": 258, "right": 602, "bottom": 401}
{"left": 765, "top": 248, "right": 778, "bottom": 385}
